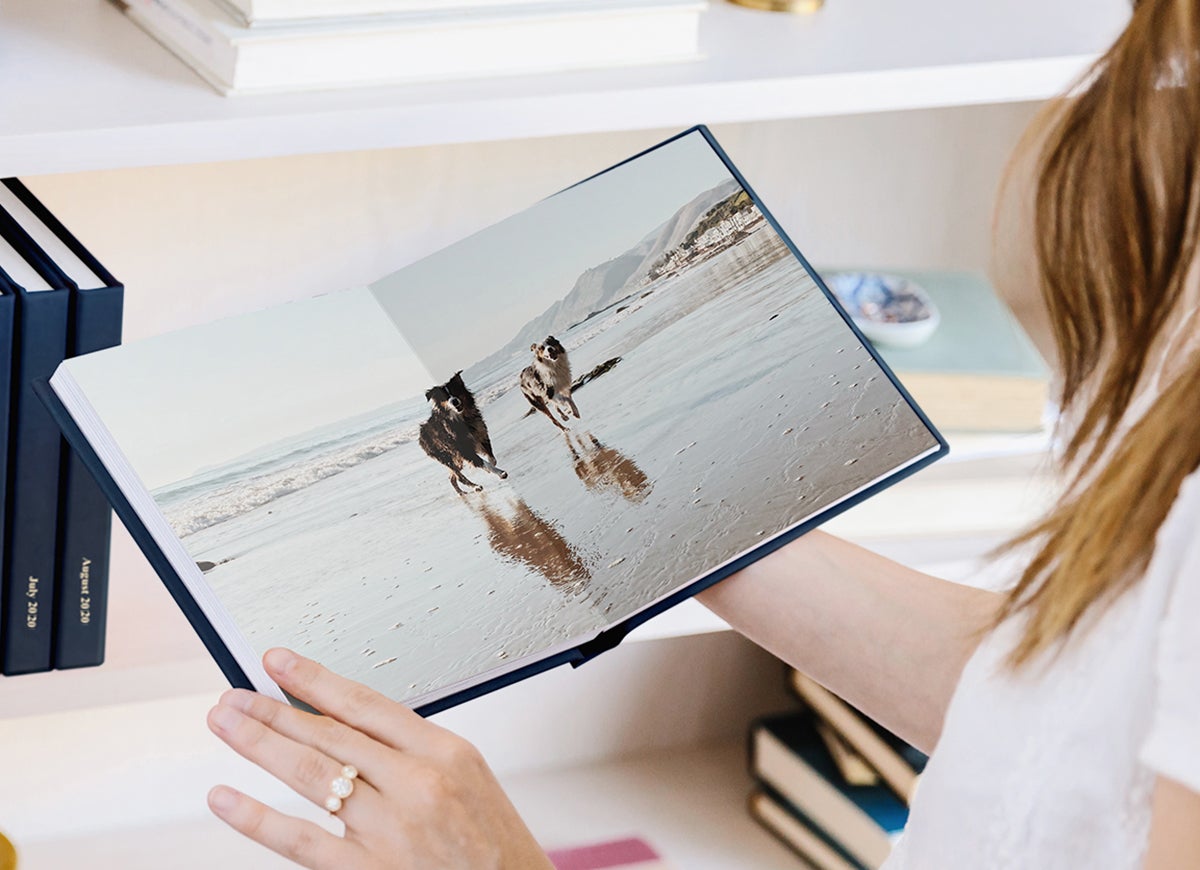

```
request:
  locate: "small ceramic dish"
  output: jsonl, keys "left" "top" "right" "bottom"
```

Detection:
{"left": 825, "top": 271, "right": 940, "bottom": 348}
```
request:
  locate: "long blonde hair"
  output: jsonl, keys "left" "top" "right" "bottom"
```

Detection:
{"left": 997, "top": 0, "right": 1200, "bottom": 667}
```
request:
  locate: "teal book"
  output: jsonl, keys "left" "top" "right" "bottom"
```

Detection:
{"left": 846, "top": 271, "right": 1049, "bottom": 433}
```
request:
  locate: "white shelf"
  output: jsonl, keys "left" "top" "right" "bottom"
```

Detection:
{"left": 0, "top": 0, "right": 1127, "bottom": 175}
{"left": 11, "top": 742, "right": 797, "bottom": 870}
{"left": 510, "top": 742, "right": 801, "bottom": 868}
{"left": 0, "top": 633, "right": 793, "bottom": 854}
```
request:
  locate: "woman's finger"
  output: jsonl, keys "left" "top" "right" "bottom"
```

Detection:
{"left": 219, "top": 688, "right": 395, "bottom": 779}
{"left": 207, "top": 702, "right": 382, "bottom": 827}
{"left": 208, "top": 785, "right": 363, "bottom": 870}
{"left": 263, "top": 648, "right": 432, "bottom": 752}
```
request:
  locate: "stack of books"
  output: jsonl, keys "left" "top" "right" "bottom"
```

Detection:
{"left": 747, "top": 670, "right": 928, "bottom": 869}
{"left": 0, "top": 181, "right": 123, "bottom": 676}
{"left": 120, "top": 0, "right": 708, "bottom": 95}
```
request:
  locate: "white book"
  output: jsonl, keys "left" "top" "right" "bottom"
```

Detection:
{"left": 0, "top": 186, "right": 106, "bottom": 292}
{"left": 217, "top": 0, "right": 635, "bottom": 28}
{"left": 0, "top": 227, "right": 52, "bottom": 293}
{"left": 126, "top": 0, "right": 705, "bottom": 95}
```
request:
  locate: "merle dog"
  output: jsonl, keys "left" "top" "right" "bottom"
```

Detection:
{"left": 419, "top": 379, "right": 507, "bottom": 495}
{"left": 520, "top": 336, "right": 580, "bottom": 431}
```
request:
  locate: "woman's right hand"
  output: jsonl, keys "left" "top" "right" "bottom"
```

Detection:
{"left": 206, "top": 648, "right": 555, "bottom": 870}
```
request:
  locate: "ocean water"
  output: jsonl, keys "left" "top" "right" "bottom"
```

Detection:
{"left": 166, "top": 227, "right": 937, "bottom": 705}
{"left": 154, "top": 397, "right": 425, "bottom": 538}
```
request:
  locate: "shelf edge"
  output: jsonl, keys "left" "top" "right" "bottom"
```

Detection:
{"left": 1, "top": 54, "right": 1092, "bottom": 176}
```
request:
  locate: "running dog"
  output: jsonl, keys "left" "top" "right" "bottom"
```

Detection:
{"left": 419, "top": 382, "right": 507, "bottom": 495}
{"left": 520, "top": 335, "right": 580, "bottom": 431}
{"left": 445, "top": 370, "right": 500, "bottom": 469}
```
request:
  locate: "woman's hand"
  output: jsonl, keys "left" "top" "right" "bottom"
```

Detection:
{"left": 205, "top": 648, "right": 554, "bottom": 870}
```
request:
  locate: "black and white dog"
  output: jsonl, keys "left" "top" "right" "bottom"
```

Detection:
{"left": 520, "top": 335, "right": 580, "bottom": 431}
{"left": 445, "top": 370, "right": 500, "bottom": 469}
{"left": 419, "top": 376, "right": 507, "bottom": 495}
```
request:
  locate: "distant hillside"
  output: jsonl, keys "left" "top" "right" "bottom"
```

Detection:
{"left": 682, "top": 189, "right": 756, "bottom": 249}
{"left": 645, "top": 189, "right": 759, "bottom": 282}
{"left": 470, "top": 178, "right": 741, "bottom": 377}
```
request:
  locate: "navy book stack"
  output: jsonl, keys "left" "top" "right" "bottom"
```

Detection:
{"left": 0, "top": 181, "right": 122, "bottom": 675}
{"left": 0, "top": 206, "right": 70, "bottom": 675}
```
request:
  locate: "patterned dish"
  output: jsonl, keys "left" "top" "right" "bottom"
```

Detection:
{"left": 825, "top": 271, "right": 940, "bottom": 348}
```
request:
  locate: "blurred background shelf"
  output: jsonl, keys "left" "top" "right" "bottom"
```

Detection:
{"left": 0, "top": 0, "right": 1105, "bottom": 863}
{"left": 0, "top": 0, "right": 1127, "bottom": 175}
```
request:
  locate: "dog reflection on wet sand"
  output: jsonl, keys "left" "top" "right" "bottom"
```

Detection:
{"left": 466, "top": 494, "right": 590, "bottom": 589}
{"left": 566, "top": 431, "right": 652, "bottom": 503}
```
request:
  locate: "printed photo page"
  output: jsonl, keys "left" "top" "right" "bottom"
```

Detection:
{"left": 52, "top": 129, "right": 941, "bottom": 710}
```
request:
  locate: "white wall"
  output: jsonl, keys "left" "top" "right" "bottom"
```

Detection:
{"left": 26, "top": 102, "right": 1039, "bottom": 345}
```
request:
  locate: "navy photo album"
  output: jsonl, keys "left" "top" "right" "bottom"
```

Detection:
{"left": 0, "top": 178, "right": 122, "bottom": 676}
{"left": 40, "top": 127, "right": 946, "bottom": 714}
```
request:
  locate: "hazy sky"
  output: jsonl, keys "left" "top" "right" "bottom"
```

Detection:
{"left": 370, "top": 131, "right": 735, "bottom": 378}
{"left": 65, "top": 131, "right": 736, "bottom": 491}
{"left": 66, "top": 288, "right": 431, "bottom": 490}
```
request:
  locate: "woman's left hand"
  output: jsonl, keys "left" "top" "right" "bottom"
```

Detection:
{"left": 205, "top": 647, "right": 554, "bottom": 870}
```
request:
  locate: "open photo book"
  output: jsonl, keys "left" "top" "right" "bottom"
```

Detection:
{"left": 42, "top": 127, "right": 946, "bottom": 714}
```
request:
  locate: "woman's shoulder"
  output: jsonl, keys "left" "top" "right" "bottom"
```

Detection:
{"left": 1153, "top": 467, "right": 1200, "bottom": 565}
{"left": 1139, "top": 466, "right": 1200, "bottom": 798}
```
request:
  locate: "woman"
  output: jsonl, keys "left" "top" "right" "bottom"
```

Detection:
{"left": 202, "top": 1, "right": 1200, "bottom": 866}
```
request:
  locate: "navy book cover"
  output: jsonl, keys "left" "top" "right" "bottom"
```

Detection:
{"left": 0, "top": 205, "right": 70, "bottom": 675}
{"left": 0, "top": 178, "right": 125, "bottom": 669}
{"left": 0, "top": 272, "right": 17, "bottom": 668}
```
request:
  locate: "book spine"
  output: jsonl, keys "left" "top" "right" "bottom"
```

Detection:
{"left": 53, "top": 285, "right": 123, "bottom": 669}
{"left": 0, "top": 292, "right": 14, "bottom": 672}
{"left": 752, "top": 783, "right": 872, "bottom": 870}
{"left": 3, "top": 289, "right": 70, "bottom": 674}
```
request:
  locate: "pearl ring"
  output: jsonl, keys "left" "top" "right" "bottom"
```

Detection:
{"left": 324, "top": 764, "right": 358, "bottom": 813}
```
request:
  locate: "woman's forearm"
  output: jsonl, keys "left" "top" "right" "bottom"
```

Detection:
{"left": 696, "top": 530, "right": 1002, "bottom": 753}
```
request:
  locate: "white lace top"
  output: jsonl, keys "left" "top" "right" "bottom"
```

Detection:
{"left": 883, "top": 468, "right": 1200, "bottom": 869}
